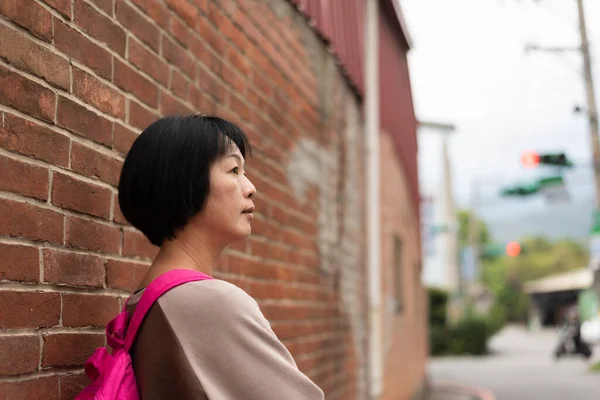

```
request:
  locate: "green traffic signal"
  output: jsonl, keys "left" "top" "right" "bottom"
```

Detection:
{"left": 539, "top": 152, "right": 574, "bottom": 168}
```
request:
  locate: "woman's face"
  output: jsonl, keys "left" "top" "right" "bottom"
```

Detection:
{"left": 193, "top": 145, "right": 256, "bottom": 245}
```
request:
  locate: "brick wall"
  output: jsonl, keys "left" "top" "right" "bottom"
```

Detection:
{"left": 0, "top": 0, "right": 377, "bottom": 399}
{"left": 379, "top": 131, "right": 428, "bottom": 400}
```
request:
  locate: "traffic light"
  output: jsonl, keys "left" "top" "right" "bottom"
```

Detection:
{"left": 539, "top": 152, "right": 573, "bottom": 167}
{"left": 520, "top": 151, "right": 573, "bottom": 168}
{"left": 521, "top": 151, "right": 540, "bottom": 169}
{"left": 506, "top": 241, "right": 521, "bottom": 257}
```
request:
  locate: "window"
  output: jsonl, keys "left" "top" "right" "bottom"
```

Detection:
{"left": 394, "top": 235, "right": 404, "bottom": 313}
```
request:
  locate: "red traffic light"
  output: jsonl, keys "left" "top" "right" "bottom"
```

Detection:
{"left": 521, "top": 151, "right": 540, "bottom": 169}
{"left": 506, "top": 241, "right": 521, "bottom": 257}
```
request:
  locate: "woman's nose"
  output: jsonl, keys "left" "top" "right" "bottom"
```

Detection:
{"left": 244, "top": 175, "right": 257, "bottom": 198}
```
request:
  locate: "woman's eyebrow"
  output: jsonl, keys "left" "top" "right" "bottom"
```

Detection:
{"left": 228, "top": 153, "right": 245, "bottom": 165}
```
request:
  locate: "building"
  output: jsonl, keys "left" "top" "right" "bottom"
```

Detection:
{"left": 0, "top": 0, "right": 426, "bottom": 398}
{"left": 524, "top": 268, "right": 596, "bottom": 327}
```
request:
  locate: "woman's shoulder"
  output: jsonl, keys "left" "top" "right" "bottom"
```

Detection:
{"left": 157, "top": 278, "right": 261, "bottom": 319}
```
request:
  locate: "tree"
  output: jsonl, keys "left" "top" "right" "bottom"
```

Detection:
{"left": 457, "top": 210, "right": 491, "bottom": 248}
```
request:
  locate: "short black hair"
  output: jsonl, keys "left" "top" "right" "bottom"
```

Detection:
{"left": 118, "top": 114, "right": 251, "bottom": 246}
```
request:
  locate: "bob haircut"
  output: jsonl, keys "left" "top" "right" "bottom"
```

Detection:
{"left": 118, "top": 114, "right": 251, "bottom": 246}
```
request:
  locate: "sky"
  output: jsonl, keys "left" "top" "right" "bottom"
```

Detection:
{"left": 401, "top": 0, "right": 600, "bottom": 285}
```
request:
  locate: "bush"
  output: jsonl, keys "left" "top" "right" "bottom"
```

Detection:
{"left": 427, "top": 287, "right": 504, "bottom": 356}
{"left": 448, "top": 315, "right": 490, "bottom": 355}
{"left": 429, "top": 324, "right": 450, "bottom": 356}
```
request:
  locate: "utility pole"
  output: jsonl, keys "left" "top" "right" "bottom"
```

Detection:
{"left": 576, "top": 0, "right": 600, "bottom": 296}
{"left": 576, "top": 0, "right": 600, "bottom": 206}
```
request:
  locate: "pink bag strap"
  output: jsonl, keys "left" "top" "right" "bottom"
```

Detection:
{"left": 123, "top": 269, "right": 213, "bottom": 351}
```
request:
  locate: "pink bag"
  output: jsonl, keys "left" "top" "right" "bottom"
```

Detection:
{"left": 75, "top": 269, "right": 213, "bottom": 400}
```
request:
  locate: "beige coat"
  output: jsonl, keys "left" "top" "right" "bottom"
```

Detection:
{"left": 126, "top": 279, "right": 324, "bottom": 400}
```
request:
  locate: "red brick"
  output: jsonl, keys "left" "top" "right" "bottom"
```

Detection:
{"left": 74, "top": 0, "right": 125, "bottom": 55}
{"left": 162, "top": 35, "right": 195, "bottom": 78}
{"left": 189, "top": 86, "right": 216, "bottom": 114}
{"left": 72, "top": 142, "right": 122, "bottom": 187}
{"left": 122, "top": 229, "right": 158, "bottom": 259}
{"left": 0, "top": 291, "right": 60, "bottom": 328}
{"left": 112, "top": 193, "right": 127, "bottom": 224}
{"left": 0, "top": 153, "right": 49, "bottom": 201}
{"left": 0, "top": 198, "right": 64, "bottom": 244}
{"left": 114, "top": 123, "right": 138, "bottom": 156}
{"left": 170, "top": 69, "right": 190, "bottom": 98}
{"left": 88, "top": 0, "right": 114, "bottom": 15}
{"left": 193, "top": 37, "right": 222, "bottom": 74}
{"left": 129, "top": 100, "right": 158, "bottom": 130}
{"left": 56, "top": 96, "right": 113, "bottom": 147}
{"left": 52, "top": 171, "right": 112, "bottom": 219}
{"left": 160, "top": 90, "right": 194, "bottom": 116}
{"left": 196, "top": 67, "right": 226, "bottom": 103}
{"left": 42, "top": 333, "right": 104, "bottom": 367}
{"left": 116, "top": 0, "right": 161, "bottom": 52}
{"left": 0, "top": 24, "right": 70, "bottom": 90}
{"left": 0, "top": 0, "right": 52, "bottom": 42}
{"left": 44, "top": 0, "right": 71, "bottom": 18}
{"left": 196, "top": 17, "right": 226, "bottom": 57}
{"left": 106, "top": 259, "right": 149, "bottom": 291}
{"left": 0, "top": 243, "right": 39, "bottom": 282}
{"left": 59, "top": 374, "right": 89, "bottom": 400}
{"left": 0, "top": 65, "right": 56, "bottom": 123}
{"left": 0, "top": 376, "right": 59, "bottom": 400}
{"left": 128, "top": 38, "right": 169, "bottom": 87}
{"left": 54, "top": 19, "right": 112, "bottom": 80}
{"left": 165, "top": 0, "right": 198, "bottom": 27}
{"left": 114, "top": 59, "right": 159, "bottom": 108}
{"left": 72, "top": 67, "right": 126, "bottom": 120}
{"left": 229, "top": 94, "right": 251, "bottom": 123}
{"left": 220, "top": 63, "right": 246, "bottom": 94}
{"left": 62, "top": 293, "right": 119, "bottom": 327}
{"left": 171, "top": 15, "right": 190, "bottom": 48}
{"left": 0, "top": 335, "right": 40, "bottom": 375}
{"left": 227, "top": 47, "right": 252, "bottom": 78}
{"left": 129, "top": 0, "right": 170, "bottom": 30}
{"left": 43, "top": 249, "right": 105, "bottom": 287}
{"left": 0, "top": 114, "right": 70, "bottom": 167}
{"left": 65, "top": 215, "right": 121, "bottom": 253}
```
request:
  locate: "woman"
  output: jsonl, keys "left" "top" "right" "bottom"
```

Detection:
{"left": 118, "top": 115, "right": 324, "bottom": 399}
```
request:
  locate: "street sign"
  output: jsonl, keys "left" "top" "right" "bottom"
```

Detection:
{"left": 461, "top": 246, "right": 476, "bottom": 283}
{"left": 589, "top": 209, "right": 600, "bottom": 271}
{"left": 542, "top": 184, "right": 570, "bottom": 204}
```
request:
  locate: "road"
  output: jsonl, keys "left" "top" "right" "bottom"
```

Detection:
{"left": 428, "top": 325, "right": 600, "bottom": 400}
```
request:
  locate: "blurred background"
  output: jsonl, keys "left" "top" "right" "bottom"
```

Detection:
{"left": 411, "top": 1, "right": 600, "bottom": 399}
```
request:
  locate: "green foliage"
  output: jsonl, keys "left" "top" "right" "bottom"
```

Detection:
{"left": 589, "top": 362, "right": 600, "bottom": 373}
{"left": 448, "top": 315, "right": 490, "bottom": 355}
{"left": 428, "top": 287, "right": 449, "bottom": 326}
{"left": 457, "top": 210, "right": 491, "bottom": 248}
{"left": 427, "top": 288, "right": 502, "bottom": 356}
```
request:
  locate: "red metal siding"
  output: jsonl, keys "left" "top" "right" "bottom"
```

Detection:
{"left": 291, "top": 0, "right": 365, "bottom": 93}
{"left": 379, "top": 8, "right": 420, "bottom": 214}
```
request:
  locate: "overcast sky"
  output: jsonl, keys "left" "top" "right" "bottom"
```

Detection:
{"left": 404, "top": 0, "right": 600, "bottom": 207}
{"left": 401, "top": 0, "right": 600, "bottom": 284}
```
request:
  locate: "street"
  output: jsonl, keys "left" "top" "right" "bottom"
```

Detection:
{"left": 428, "top": 326, "right": 600, "bottom": 400}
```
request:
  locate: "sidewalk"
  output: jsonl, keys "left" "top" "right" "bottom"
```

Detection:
{"left": 428, "top": 383, "right": 496, "bottom": 400}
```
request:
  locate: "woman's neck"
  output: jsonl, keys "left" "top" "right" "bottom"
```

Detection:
{"left": 135, "top": 233, "right": 222, "bottom": 291}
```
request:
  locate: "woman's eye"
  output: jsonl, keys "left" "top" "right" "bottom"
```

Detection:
{"left": 231, "top": 167, "right": 239, "bottom": 175}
